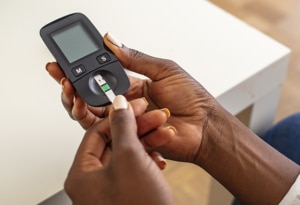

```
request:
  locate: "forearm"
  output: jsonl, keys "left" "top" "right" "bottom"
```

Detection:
{"left": 197, "top": 103, "right": 300, "bottom": 205}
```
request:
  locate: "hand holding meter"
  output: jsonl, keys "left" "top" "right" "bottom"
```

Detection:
{"left": 40, "top": 13, "right": 129, "bottom": 106}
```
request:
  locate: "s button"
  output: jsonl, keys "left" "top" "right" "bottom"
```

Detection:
{"left": 97, "top": 53, "right": 111, "bottom": 64}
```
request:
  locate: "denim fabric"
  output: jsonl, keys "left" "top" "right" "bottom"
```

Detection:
{"left": 232, "top": 113, "right": 300, "bottom": 205}
{"left": 261, "top": 112, "right": 300, "bottom": 164}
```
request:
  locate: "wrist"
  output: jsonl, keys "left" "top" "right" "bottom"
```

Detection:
{"left": 194, "top": 102, "right": 231, "bottom": 167}
{"left": 193, "top": 102, "right": 300, "bottom": 204}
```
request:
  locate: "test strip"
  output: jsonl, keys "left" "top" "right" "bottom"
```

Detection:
{"left": 93, "top": 74, "right": 116, "bottom": 103}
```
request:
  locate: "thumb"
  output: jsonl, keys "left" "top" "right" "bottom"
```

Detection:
{"left": 109, "top": 95, "right": 140, "bottom": 150}
{"left": 103, "top": 32, "right": 174, "bottom": 81}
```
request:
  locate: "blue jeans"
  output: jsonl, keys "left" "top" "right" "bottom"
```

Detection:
{"left": 232, "top": 112, "right": 300, "bottom": 205}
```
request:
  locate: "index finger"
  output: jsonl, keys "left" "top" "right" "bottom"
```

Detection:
{"left": 103, "top": 33, "right": 178, "bottom": 81}
{"left": 73, "top": 120, "right": 108, "bottom": 168}
{"left": 109, "top": 95, "right": 141, "bottom": 151}
{"left": 46, "top": 62, "right": 66, "bottom": 83}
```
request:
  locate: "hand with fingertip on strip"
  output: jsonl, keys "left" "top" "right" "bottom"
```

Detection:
{"left": 65, "top": 95, "right": 174, "bottom": 205}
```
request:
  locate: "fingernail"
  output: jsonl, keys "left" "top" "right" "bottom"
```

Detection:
{"left": 45, "top": 62, "right": 51, "bottom": 71}
{"left": 152, "top": 152, "right": 167, "bottom": 170}
{"left": 113, "top": 95, "right": 128, "bottom": 110}
{"left": 60, "top": 77, "right": 66, "bottom": 90}
{"left": 157, "top": 156, "right": 167, "bottom": 169}
{"left": 157, "top": 157, "right": 167, "bottom": 170}
{"left": 160, "top": 108, "right": 171, "bottom": 118}
{"left": 107, "top": 32, "right": 122, "bottom": 48}
{"left": 73, "top": 95, "right": 76, "bottom": 105}
{"left": 142, "top": 97, "right": 149, "bottom": 107}
{"left": 167, "top": 126, "right": 177, "bottom": 134}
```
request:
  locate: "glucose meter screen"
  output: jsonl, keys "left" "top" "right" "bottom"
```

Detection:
{"left": 52, "top": 22, "right": 99, "bottom": 63}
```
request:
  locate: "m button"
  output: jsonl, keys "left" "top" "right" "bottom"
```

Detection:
{"left": 72, "top": 65, "right": 86, "bottom": 77}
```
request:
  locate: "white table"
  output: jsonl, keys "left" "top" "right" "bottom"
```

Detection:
{"left": 0, "top": 0, "right": 289, "bottom": 204}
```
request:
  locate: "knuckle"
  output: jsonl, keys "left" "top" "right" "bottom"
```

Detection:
{"left": 129, "top": 49, "right": 145, "bottom": 60}
{"left": 111, "top": 112, "right": 132, "bottom": 126}
{"left": 64, "top": 178, "right": 74, "bottom": 197}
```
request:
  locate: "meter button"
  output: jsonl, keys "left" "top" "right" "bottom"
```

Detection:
{"left": 72, "top": 65, "right": 86, "bottom": 77}
{"left": 97, "top": 53, "right": 111, "bottom": 64}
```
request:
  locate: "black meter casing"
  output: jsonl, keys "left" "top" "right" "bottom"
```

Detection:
{"left": 40, "top": 13, "right": 129, "bottom": 106}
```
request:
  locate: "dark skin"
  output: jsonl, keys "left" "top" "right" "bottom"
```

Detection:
{"left": 65, "top": 96, "right": 174, "bottom": 205}
{"left": 47, "top": 33, "right": 300, "bottom": 204}
{"left": 46, "top": 52, "right": 211, "bottom": 162}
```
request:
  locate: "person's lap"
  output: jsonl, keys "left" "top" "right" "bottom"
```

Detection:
{"left": 232, "top": 112, "right": 300, "bottom": 205}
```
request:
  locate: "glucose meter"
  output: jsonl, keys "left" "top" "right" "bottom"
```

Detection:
{"left": 40, "top": 13, "right": 129, "bottom": 106}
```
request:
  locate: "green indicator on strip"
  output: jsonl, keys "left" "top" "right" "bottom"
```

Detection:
{"left": 94, "top": 74, "right": 116, "bottom": 103}
{"left": 101, "top": 84, "right": 111, "bottom": 92}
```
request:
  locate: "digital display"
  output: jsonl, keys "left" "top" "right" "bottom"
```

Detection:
{"left": 52, "top": 22, "right": 99, "bottom": 63}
